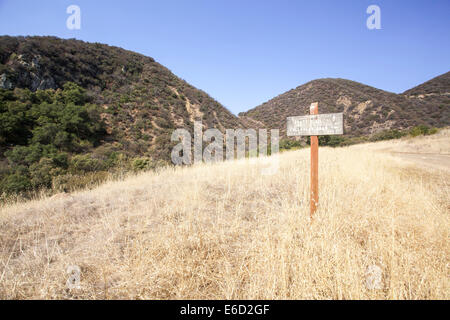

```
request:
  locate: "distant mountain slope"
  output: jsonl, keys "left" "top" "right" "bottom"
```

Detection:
{"left": 0, "top": 36, "right": 243, "bottom": 160}
{"left": 404, "top": 71, "right": 450, "bottom": 95}
{"left": 239, "top": 77, "right": 449, "bottom": 137}
{"left": 402, "top": 72, "right": 450, "bottom": 123}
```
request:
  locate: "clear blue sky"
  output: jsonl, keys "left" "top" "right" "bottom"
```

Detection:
{"left": 0, "top": 0, "right": 449, "bottom": 114}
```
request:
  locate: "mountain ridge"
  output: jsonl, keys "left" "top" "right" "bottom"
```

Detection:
{"left": 240, "top": 76, "right": 449, "bottom": 137}
{"left": 403, "top": 71, "right": 450, "bottom": 96}
{"left": 2, "top": 36, "right": 448, "bottom": 140}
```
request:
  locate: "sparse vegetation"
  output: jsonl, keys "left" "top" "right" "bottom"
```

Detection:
{"left": 240, "top": 77, "right": 450, "bottom": 138}
{"left": 404, "top": 71, "right": 450, "bottom": 95}
{"left": 280, "top": 126, "right": 441, "bottom": 150}
{"left": 409, "top": 125, "right": 438, "bottom": 137}
{"left": 369, "top": 129, "right": 407, "bottom": 142}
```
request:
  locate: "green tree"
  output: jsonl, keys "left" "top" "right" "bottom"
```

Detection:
{"left": 0, "top": 82, "right": 106, "bottom": 196}
{"left": 1, "top": 172, "right": 32, "bottom": 194}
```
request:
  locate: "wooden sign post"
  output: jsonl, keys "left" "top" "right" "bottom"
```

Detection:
{"left": 287, "top": 102, "right": 344, "bottom": 219}
{"left": 310, "top": 103, "right": 319, "bottom": 217}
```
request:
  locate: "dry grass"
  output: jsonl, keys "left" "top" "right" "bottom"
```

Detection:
{"left": 0, "top": 139, "right": 449, "bottom": 299}
{"left": 360, "top": 128, "right": 450, "bottom": 154}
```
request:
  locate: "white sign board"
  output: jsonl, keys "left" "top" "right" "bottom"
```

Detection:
{"left": 287, "top": 113, "right": 344, "bottom": 136}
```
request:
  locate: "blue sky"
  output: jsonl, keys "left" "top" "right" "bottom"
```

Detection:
{"left": 0, "top": 0, "right": 449, "bottom": 114}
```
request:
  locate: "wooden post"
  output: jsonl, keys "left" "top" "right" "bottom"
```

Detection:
{"left": 310, "top": 102, "right": 319, "bottom": 218}
{"left": 287, "top": 103, "right": 343, "bottom": 219}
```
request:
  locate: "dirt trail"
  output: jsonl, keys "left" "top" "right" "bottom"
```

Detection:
{"left": 389, "top": 151, "right": 450, "bottom": 171}
{"left": 355, "top": 129, "right": 450, "bottom": 172}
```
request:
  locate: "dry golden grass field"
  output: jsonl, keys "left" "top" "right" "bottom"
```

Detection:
{"left": 0, "top": 132, "right": 449, "bottom": 300}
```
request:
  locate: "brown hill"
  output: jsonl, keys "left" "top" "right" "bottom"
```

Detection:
{"left": 402, "top": 72, "right": 450, "bottom": 123}
{"left": 0, "top": 36, "right": 244, "bottom": 160}
{"left": 404, "top": 71, "right": 450, "bottom": 95}
{"left": 239, "top": 77, "right": 449, "bottom": 137}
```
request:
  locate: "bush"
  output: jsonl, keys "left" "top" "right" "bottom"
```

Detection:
{"left": 306, "top": 135, "right": 342, "bottom": 147}
{"left": 132, "top": 157, "right": 154, "bottom": 172}
{"left": 428, "top": 127, "right": 439, "bottom": 135}
{"left": 369, "top": 129, "right": 407, "bottom": 142}
{"left": 29, "top": 157, "right": 63, "bottom": 188}
{"left": 279, "top": 139, "right": 302, "bottom": 151}
{"left": 52, "top": 171, "right": 109, "bottom": 193}
{"left": 409, "top": 125, "right": 438, "bottom": 137}
{"left": 5, "top": 144, "right": 44, "bottom": 166}
{"left": 324, "top": 136, "right": 346, "bottom": 147}
{"left": 0, "top": 172, "right": 31, "bottom": 194}
{"left": 69, "top": 154, "right": 105, "bottom": 173}
{"left": 0, "top": 82, "right": 106, "bottom": 195}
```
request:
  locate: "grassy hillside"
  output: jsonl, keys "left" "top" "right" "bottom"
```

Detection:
{"left": 0, "top": 133, "right": 448, "bottom": 299}
{"left": 239, "top": 77, "right": 449, "bottom": 137}
{"left": 0, "top": 36, "right": 244, "bottom": 196}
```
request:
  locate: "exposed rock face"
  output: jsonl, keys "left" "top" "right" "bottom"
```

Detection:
{"left": 1, "top": 70, "right": 57, "bottom": 91}
{"left": 336, "top": 95, "right": 352, "bottom": 113}
{"left": 31, "top": 56, "right": 40, "bottom": 69}
{"left": 0, "top": 73, "right": 13, "bottom": 89}
{"left": 30, "top": 73, "right": 56, "bottom": 91}
{"left": 1, "top": 52, "right": 56, "bottom": 91}
{"left": 355, "top": 100, "right": 372, "bottom": 116}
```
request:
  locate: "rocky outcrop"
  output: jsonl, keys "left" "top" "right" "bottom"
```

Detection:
{"left": 1, "top": 53, "right": 57, "bottom": 91}
{"left": 0, "top": 73, "right": 13, "bottom": 89}
{"left": 30, "top": 73, "right": 56, "bottom": 91}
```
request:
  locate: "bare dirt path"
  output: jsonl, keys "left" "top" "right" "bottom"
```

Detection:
{"left": 389, "top": 152, "right": 450, "bottom": 171}
{"left": 354, "top": 129, "right": 450, "bottom": 172}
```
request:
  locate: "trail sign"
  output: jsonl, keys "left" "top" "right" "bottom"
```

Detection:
{"left": 286, "top": 103, "right": 344, "bottom": 219}
{"left": 287, "top": 113, "right": 343, "bottom": 136}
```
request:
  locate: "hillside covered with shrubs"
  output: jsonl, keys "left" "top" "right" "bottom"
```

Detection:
{"left": 0, "top": 36, "right": 244, "bottom": 159}
{"left": 0, "top": 83, "right": 137, "bottom": 196}
{"left": 240, "top": 77, "right": 449, "bottom": 139}
{"left": 0, "top": 36, "right": 246, "bottom": 198}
